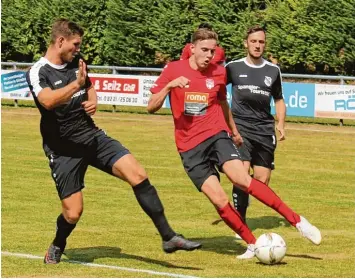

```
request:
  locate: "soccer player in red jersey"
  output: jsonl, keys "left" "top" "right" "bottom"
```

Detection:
{"left": 148, "top": 28, "right": 321, "bottom": 259}
{"left": 180, "top": 23, "right": 225, "bottom": 65}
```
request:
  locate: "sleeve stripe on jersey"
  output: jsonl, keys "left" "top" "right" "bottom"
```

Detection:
{"left": 224, "top": 58, "right": 244, "bottom": 68}
{"left": 264, "top": 60, "right": 283, "bottom": 85}
{"left": 28, "top": 61, "right": 46, "bottom": 96}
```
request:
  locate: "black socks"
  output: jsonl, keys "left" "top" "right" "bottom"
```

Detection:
{"left": 232, "top": 186, "right": 249, "bottom": 222}
{"left": 52, "top": 214, "right": 76, "bottom": 251}
{"left": 133, "top": 179, "right": 175, "bottom": 241}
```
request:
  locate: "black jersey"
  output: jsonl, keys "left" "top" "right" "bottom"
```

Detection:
{"left": 226, "top": 58, "right": 283, "bottom": 136}
{"left": 26, "top": 56, "right": 97, "bottom": 155}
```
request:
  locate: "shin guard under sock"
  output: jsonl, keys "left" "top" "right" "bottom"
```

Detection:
{"left": 52, "top": 214, "right": 76, "bottom": 251}
{"left": 133, "top": 179, "right": 175, "bottom": 241}
{"left": 247, "top": 178, "right": 301, "bottom": 226}
{"left": 217, "top": 203, "right": 256, "bottom": 244}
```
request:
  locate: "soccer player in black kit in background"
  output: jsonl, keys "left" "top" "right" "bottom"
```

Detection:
{"left": 226, "top": 26, "right": 286, "bottom": 238}
{"left": 26, "top": 18, "right": 201, "bottom": 264}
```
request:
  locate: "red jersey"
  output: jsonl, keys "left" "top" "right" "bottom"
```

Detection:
{"left": 150, "top": 60, "right": 230, "bottom": 152}
{"left": 180, "top": 43, "right": 226, "bottom": 65}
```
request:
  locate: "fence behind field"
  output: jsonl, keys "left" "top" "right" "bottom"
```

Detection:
{"left": 2, "top": 62, "right": 355, "bottom": 123}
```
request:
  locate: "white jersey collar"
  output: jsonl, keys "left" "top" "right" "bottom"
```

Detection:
{"left": 40, "top": 57, "right": 68, "bottom": 70}
{"left": 243, "top": 57, "right": 266, "bottom": 68}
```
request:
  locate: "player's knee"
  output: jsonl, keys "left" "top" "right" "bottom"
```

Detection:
{"left": 254, "top": 174, "right": 269, "bottom": 184}
{"left": 64, "top": 208, "right": 83, "bottom": 224}
{"left": 232, "top": 174, "right": 251, "bottom": 190}
{"left": 212, "top": 192, "right": 229, "bottom": 209}
{"left": 132, "top": 168, "right": 148, "bottom": 185}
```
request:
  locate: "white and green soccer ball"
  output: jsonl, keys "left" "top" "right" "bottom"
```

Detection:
{"left": 255, "top": 233, "right": 287, "bottom": 265}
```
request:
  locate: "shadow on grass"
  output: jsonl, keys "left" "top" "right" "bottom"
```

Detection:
{"left": 64, "top": 246, "right": 202, "bottom": 270}
{"left": 256, "top": 262, "right": 288, "bottom": 266}
{"left": 211, "top": 215, "right": 291, "bottom": 231}
{"left": 188, "top": 216, "right": 292, "bottom": 256}
{"left": 286, "top": 254, "right": 323, "bottom": 260}
{"left": 187, "top": 235, "right": 245, "bottom": 256}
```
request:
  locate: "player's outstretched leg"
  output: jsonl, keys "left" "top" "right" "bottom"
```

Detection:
{"left": 246, "top": 179, "right": 321, "bottom": 245}
{"left": 132, "top": 178, "right": 202, "bottom": 253}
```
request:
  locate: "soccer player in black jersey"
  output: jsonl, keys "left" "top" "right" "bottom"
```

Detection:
{"left": 225, "top": 26, "right": 287, "bottom": 237}
{"left": 26, "top": 18, "right": 201, "bottom": 264}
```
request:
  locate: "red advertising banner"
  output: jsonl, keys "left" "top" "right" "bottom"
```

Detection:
{"left": 90, "top": 76, "right": 139, "bottom": 94}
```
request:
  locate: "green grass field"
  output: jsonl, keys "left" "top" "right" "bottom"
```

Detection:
{"left": 2, "top": 106, "right": 355, "bottom": 278}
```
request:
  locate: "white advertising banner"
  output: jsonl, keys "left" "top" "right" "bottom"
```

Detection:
{"left": 315, "top": 84, "right": 355, "bottom": 119}
{"left": 89, "top": 73, "right": 158, "bottom": 106}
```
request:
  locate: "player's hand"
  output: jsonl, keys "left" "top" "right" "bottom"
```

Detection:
{"left": 77, "top": 59, "right": 87, "bottom": 88}
{"left": 82, "top": 100, "right": 97, "bottom": 115}
{"left": 276, "top": 123, "right": 286, "bottom": 141}
{"left": 231, "top": 132, "right": 243, "bottom": 147}
{"left": 168, "top": 76, "right": 190, "bottom": 89}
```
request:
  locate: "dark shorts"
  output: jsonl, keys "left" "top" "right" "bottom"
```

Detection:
{"left": 238, "top": 132, "right": 276, "bottom": 170}
{"left": 47, "top": 130, "right": 130, "bottom": 200}
{"left": 179, "top": 131, "right": 242, "bottom": 191}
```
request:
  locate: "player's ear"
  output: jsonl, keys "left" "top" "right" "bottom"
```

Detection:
{"left": 58, "top": 36, "right": 65, "bottom": 48}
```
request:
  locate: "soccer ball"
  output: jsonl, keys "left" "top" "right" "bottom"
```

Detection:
{"left": 255, "top": 233, "right": 287, "bottom": 265}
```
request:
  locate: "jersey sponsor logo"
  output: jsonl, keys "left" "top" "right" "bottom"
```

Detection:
{"left": 264, "top": 76, "right": 272, "bottom": 87}
{"left": 239, "top": 74, "right": 248, "bottom": 77}
{"left": 206, "top": 78, "right": 214, "bottom": 89}
{"left": 72, "top": 89, "right": 86, "bottom": 98}
{"left": 184, "top": 92, "right": 208, "bottom": 116}
{"left": 54, "top": 80, "right": 62, "bottom": 85}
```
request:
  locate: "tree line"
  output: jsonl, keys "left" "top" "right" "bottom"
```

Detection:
{"left": 2, "top": 0, "right": 355, "bottom": 75}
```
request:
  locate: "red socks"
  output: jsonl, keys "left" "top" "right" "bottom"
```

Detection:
{"left": 217, "top": 203, "right": 256, "bottom": 244}
{"left": 247, "top": 178, "right": 301, "bottom": 226}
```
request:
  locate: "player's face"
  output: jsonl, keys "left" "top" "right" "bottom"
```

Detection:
{"left": 245, "top": 31, "right": 266, "bottom": 59}
{"left": 59, "top": 35, "right": 82, "bottom": 63}
{"left": 191, "top": 39, "right": 217, "bottom": 70}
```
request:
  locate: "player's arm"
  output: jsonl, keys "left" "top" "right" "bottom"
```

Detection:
{"left": 147, "top": 76, "right": 190, "bottom": 113}
{"left": 275, "top": 99, "right": 286, "bottom": 140}
{"left": 219, "top": 99, "right": 243, "bottom": 146}
{"left": 273, "top": 69, "right": 286, "bottom": 140}
{"left": 147, "top": 84, "right": 171, "bottom": 114}
{"left": 81, "top": 65, "right": 97, "bottom": 115}
{"left": 82, "top": 85, "right": 97, "bottom": 115}
{"left": 36, "top": 59, "right": 87, "bottom": 110}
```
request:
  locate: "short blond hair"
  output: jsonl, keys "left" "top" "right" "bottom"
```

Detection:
{"left": 191, "top": 29, "right": 218, "bottom": 44}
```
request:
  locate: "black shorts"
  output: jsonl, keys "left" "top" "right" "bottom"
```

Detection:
{"left": 47, "top": 130, "right": 130, "bottom": 200}
{"left": 179, "top": 131, "right": 242, "bottom": 191}
{"left": 238, "top": 132, "right": 276, "bottom": 170}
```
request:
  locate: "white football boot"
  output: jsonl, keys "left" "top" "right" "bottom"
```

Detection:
{"left": 236, "top": 244, "right": 255, "bottom": 259}
{"left": 296, "top": 216, "right": 322, "bottom": 245}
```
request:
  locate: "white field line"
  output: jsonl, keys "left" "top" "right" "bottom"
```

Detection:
{"left": 1, "top": 251, "right": 201, "bottom": 278}
{"left": 2, "top": 110, "right": 355, "bottom": 134}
